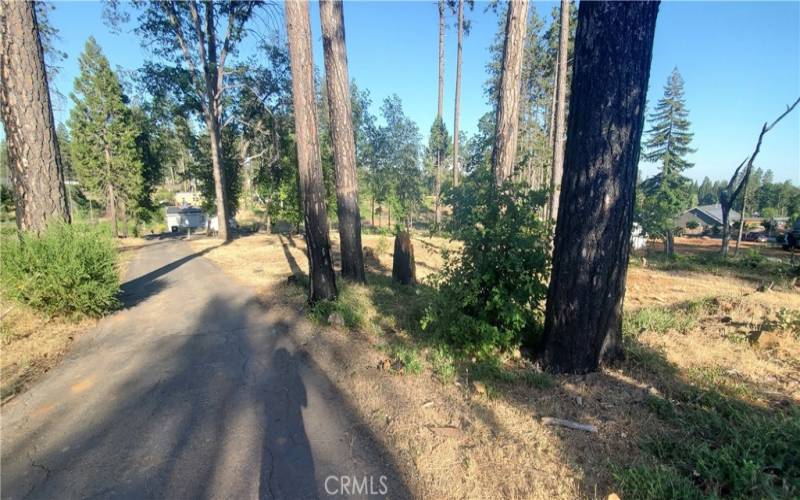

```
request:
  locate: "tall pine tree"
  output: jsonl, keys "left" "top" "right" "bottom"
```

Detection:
{"left": 68, "top": 38, "right": 142, "bottom": 237}
{"left": 639, "top": 68, "right": 695, "bottom": 256}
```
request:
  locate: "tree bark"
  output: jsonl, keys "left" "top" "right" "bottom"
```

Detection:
{"left": 548, "top": 0, "right": 570, "bottom": 222}
{"left": 0, "top": 0, "right": 70, "bottom": 232}
{"left": 537, "top": 1, "right": 660, "bottom": 374}
{"left": 491, "top": 0, "right": 528, "bottom": 185}
{"left": 452, "top": 0, "right": 464, "bottom": 187}
{"left": 320, "top": 0, "right": 366, "bottom": 283}
{"left": 285, "top": 0, "right": 337, "bottom": 303}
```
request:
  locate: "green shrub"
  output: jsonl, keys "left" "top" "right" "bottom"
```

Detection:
{"left": 1, "top": 223, "right": 119, "bottom": 317}
{"left": 422, "top": 169, "right": 550, "bottom": 357}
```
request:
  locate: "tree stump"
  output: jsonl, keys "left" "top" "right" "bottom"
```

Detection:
{"left": 392, "top": 231, "right": 417, "bottom": 285}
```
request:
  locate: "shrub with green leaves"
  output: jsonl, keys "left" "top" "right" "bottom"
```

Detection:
{"left": 1, "top": 223, "right": 119, "bottom": 317}
{"left": 422, "top": 169, "right": 550, "bottom": 357}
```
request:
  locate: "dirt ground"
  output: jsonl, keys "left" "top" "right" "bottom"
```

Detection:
{"left": 649, "top": 235, "right": 791, "bottom": 259}
{"left": 190, "top": 230, "right": 800, "bottom": 499}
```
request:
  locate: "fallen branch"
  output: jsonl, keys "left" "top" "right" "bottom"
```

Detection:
{"left": 541, "top": 417, "right": 597, "bottom": 433}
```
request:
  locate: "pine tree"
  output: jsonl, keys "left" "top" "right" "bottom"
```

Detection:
{"left": 68, "top": 38, "right": 142, "bottom": 237}
{"left": 640, "top": 68, "right": 695, "bottom": 256}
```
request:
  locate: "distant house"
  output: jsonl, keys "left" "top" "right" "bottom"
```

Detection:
{"left": 676, "top": 204, "right": 740, "bottom": 234}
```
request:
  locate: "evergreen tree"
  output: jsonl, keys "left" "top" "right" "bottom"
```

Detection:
{"left": 68, "top": 38, "right": 142, "bottom": 237}
{"left": 639, "top": 68, "right": 695, "bottom": 256}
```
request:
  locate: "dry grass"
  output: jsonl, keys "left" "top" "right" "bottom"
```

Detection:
{"left": 191, "top": 230, "right": 800, "bottom": 498}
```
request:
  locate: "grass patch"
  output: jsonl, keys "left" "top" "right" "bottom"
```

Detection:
{"left": 308, "top": 282, "right": 371, "bottom": 331}
{"left": 381, "top": 343, "right": 423, "bottom": 375}
{"left": 616, "top": 364, "right": 800, "bottom": 499}
{"left": 470, "top": 357, "right": 554, "bottom": 390}
{"left": 428, "top": 346, "right": 457, "bottom": 383}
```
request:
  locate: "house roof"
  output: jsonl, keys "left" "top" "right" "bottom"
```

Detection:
{"left": 687, "top": 204, "right": 740, "bottom": 225}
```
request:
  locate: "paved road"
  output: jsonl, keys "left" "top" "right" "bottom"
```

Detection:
{"left": 1, "top": 237, "right": 408, "bottom": 499}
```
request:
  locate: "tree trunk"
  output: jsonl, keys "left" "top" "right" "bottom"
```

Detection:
{"left": 548, "top": 0, "right": 570, "bottom": 222}
{"left": 0, "top": 0, "right": 70, "bottom": 232}
{"left": 205, "top": 3, "right": 230, "bottom": 242}
{"left": 371, "top": 195, "right": 375, "bottom": 227}
{"left": 320, "top": 0, "right": 366, "bottom": 283}
{"left": 434, "top": 150, "right": 441, "bottom": 229}
{"left": 491, "top": 0, "right": 528, "bottom": 185}
{"left": 285, "top": 0, "right": 337, "bottom": 303}
{"left": 120, "top": 199, "right": 128, "bottom": 238}
{"left": 392, "top": 230, "right": 416, "bottom": 285}
{"left": 107, "top": 183, "right": 118, "bottom": 238}
{"left": 437, "top": 0, "right": 445, "bottom": 119}
{"left": 453, "top": 0, "right": 464, "bottom": 187}
{"left": 665, "top": 229, "right": 674, "bottom": 258}
{"left": 537, "top": 1, "right": 660, "bottom": 374}
{"left": 721, "top": 203, "right": 731, "bottom": 257}
{"left": 734, "top": 181, "right": 748, "bottom": 256}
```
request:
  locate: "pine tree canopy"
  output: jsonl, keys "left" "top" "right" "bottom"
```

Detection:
{"left": 68, "top": 38, "right": 143, "bottom": 208}
{"left": 643, "top": 67, "right": 695, "bottom": 175}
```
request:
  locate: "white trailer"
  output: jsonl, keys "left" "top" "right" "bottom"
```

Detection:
{"left": 166, "top": 207, "right": 207, "bottom": 233}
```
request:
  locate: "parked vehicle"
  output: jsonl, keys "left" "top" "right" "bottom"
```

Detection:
{"left": 166, "top": 206, "right": 207, "bottom": 233}
{"left": 744, "top": 231, "right": 768, "bottom": 243}
{"left": 780, "top": 219, "right": 800, "bottom": 251}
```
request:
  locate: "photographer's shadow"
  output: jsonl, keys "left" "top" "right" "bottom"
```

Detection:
{"left": 260, "top": 348, "right": 318, "bottom": 499}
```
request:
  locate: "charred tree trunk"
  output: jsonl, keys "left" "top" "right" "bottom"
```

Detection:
{"left": 320, "top": 0, "right": 366, "bottom": 283}
{"left": 453, "top": 0, "right": 464, "bottom": 187}
{"left": 537, "top": 1, "right": 660, "bottom": 374}
{"left": 392, "top": 230, "right": 416, "bottom": 285}
{"left": 285, "top": 0, "right": 337, "bottom": 303}
{"left": 548, "top": 0, "right": 570, "bottom": 222}
{"left": 0, "top": 0, "right": 70, "bottom": 232}
{"left": 491, "top": 0, "right": 528, "bottom": 184}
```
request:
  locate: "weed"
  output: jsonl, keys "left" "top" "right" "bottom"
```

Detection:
{"left": 428, "top": 346, "right": 456, "bottom": 383}
{"left": 384, "top": 343, "right": 422, "bottom": 375}
{"left": 618, "top": 366, "right": 800, "bottom": 498}
{"left": 471, "top": 357, "right": 553, "bottom": 389}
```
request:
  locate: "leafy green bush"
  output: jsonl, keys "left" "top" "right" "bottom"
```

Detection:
{"left": 1, "top": 223, "right": 119, "bottom": 317}
{"left": 422, "top": 170, "right": 550, "bottom": 357}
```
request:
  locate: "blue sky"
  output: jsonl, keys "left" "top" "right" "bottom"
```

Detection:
{"left": 43, "top": 1, "right": 800, "bottom": 184}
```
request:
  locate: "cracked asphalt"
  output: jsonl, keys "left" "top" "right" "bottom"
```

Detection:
{"left": 1, "top": 236, "right": 408, "bottom": 499}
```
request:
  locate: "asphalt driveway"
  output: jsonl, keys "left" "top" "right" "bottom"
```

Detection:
{"left": 1, "top": 236, "right": 407, "bottom": 499}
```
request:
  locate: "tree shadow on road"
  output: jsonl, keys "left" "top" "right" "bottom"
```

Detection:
{"left": 2, "top": 284, "right": 411, "bottom": 498}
